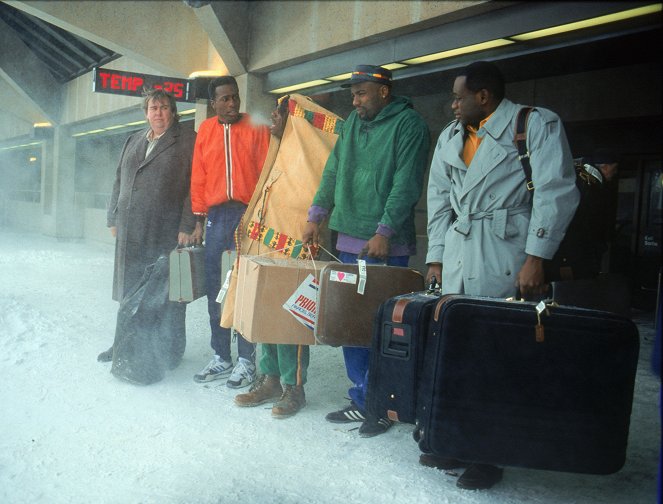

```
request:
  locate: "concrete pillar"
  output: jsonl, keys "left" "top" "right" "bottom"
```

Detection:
{"left": 52, "top": 126, "right": 83, "bottom": 240}
{"left": 237, "top": 73, "right": 274, "bottom": 122}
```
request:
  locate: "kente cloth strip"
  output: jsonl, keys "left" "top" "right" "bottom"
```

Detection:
{"left": 247, "top": 220, "right": 318, "bottom": 260}
{"left": 289, "top": 100, "right": 344, "bottom": 135}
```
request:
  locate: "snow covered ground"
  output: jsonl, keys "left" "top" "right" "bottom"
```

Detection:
{"left": 0, "top": 228, "right": 659, "bottom": 504}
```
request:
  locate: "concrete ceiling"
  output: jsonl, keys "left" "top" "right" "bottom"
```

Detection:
{"left": 0, "top": 0, "right": 220, "bottom": 127}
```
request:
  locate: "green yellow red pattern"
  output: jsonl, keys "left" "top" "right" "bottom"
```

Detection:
{"left": 288, "top": 100, "right": 344, "bottom": 135}
{"left": 247, "top": 220, "right": 318, "bottom": 260}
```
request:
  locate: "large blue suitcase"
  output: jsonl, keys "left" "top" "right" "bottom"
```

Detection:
{"left": 366, "top": 288, "right": 440, "bottom": 424}
{"left": 416, "top": 295, "right": 639, "bottom": 474}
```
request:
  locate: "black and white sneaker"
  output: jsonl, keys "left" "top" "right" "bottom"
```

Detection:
{"left": 193, "top": 355, "right": 233, "bottom": 383}
{"left": 325, "top": 402, "right": 366, "bottom": 423}
{"left": 358, "top": 417, "right": 394, "bottom": 438}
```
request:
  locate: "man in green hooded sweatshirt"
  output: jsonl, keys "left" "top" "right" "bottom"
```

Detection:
{"left": 303, "top": 64, "right": 430, "bottom": 437}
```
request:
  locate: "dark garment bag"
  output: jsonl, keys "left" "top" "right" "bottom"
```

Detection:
{"left": 366, "top": 290, "right": 440, "bottom": 424}
{"left": 112, "top": 255, "right": 186, "bottom": 385}
{"left": 416, "top": 295, "right": 639, "bottom": 475}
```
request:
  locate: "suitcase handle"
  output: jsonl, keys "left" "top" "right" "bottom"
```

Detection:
{"left": 382, "top": 323, "right": 411, "bottom": 360}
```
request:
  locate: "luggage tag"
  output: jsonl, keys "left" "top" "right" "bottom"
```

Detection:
{"left": 283, "top": 273, "right": 319, "bottom": 330}
{"left": 534, "top": 300, "right": 559, "bottom": 343}
{"left": 215, "top": 269, "right": 233, "bottom": 304}
{"left": 535, "top": 301, "right": 546, "bottom": 343}
{"left": 357, "top": 259, "right": 367, "bottom": 295}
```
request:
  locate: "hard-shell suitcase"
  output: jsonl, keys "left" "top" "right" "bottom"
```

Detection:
{"left": 168, "top": 246, "right": 206, "bottom": 302}
{"left": 366, "top": 288, "right": 440, "bottom": 424}
{"left": 315, "top": 263, "right": 424, "bottom": 347}
{"left": 416, "top": 295, "right": 639, "bottom": 475}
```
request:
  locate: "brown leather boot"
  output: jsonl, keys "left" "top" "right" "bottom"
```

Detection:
{"left": 271, "top": 384, "right": 306, "bottom": 418}
{"left": 234, "top": 374, "right": 282, "bottom": 407}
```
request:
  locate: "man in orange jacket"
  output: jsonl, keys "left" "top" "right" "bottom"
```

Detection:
{"left": 190, "top": 76, "right": 270, "bottom": 388}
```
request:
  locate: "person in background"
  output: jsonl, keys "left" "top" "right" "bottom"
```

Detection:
{"left": 190, "top": 76, "right": 270, "bottom": 388}
{"left": 98, "top": 88, "right": 198, "bottom": 365}
{"left": 303, "top": 64, "right": 430, "bottom": 437}
{"left": 424, "top": 60, "right": 579, "bottom": 490}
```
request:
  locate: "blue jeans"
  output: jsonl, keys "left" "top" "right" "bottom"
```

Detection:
{"left": 205, "top": 203, "right": 255, "bottom": 363}
{"left": 338, "top": 252, "right": 409, "bottom": 413}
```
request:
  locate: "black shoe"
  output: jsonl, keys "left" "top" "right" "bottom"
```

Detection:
{"left": 358, "top": 417, "right": 393, "bottom": 438}
{"left": 456, "top": 464, "right": 503, "bottom": 490}
{"left": 97, "top": 346, "right": 113, "bottom": 362}
{"left": 419, "top": 453, "right": 468, "bottom": 470}
{"left": 325, "top": 402, "right": 366, "bottom": 423}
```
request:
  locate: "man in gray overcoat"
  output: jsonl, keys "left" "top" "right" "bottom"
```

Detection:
{"left": 424, "top": 61, "right": 579, "bottom": 489}
{"left": 97, "top": 89, "right": 199, "bottom": 365}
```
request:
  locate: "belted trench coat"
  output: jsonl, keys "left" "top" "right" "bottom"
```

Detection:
{"left": 426, "top": 98, "right": 579, "bottom": 297}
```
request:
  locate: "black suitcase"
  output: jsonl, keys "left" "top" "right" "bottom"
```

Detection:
{"left": 366, "top": 288, "right": 440, "bottom": 424}
{"left": 416, "top": 295, "right": 639, "bottom": 475}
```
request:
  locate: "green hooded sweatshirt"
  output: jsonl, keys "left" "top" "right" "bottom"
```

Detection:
{"left": 313, "top": 95, "right": 430, "bottom": 246}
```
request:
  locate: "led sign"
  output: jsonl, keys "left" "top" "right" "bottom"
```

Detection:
{"left": 93, "top": 67, "right": 201, "bottom": 102}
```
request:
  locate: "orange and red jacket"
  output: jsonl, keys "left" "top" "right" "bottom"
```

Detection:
{"left": 191, "top": 114, "right": 270, "bottom": 214}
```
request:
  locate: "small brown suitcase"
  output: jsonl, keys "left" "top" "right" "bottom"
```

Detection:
{"left": 315, "top": 263, "right": 424, "bottom": 347}
{"left": 168, "top": 246, "right": 206, "bottom": 302}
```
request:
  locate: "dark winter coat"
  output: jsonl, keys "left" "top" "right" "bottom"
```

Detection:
{"left": 107, "top": 121, "right": 197, "bottom": 301}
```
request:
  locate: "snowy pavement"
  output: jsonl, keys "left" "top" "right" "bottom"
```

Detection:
{"left": 0, "top": 229, "right": 659, "bottom": 504}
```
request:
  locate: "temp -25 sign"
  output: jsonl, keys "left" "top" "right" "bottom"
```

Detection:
{"left": 93, "top": 67, "right": 197, "bottom": 102}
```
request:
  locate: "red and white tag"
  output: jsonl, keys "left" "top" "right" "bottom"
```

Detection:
{"left": 283, "top": 274, "right": 319, "bottom": 330}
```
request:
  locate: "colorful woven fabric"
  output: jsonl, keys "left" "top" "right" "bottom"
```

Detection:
{"left": 247, "top": 220, "right": 318, "bottom": 260}
{"left": 289, "top": 100, "right": 344, "bottom": 135}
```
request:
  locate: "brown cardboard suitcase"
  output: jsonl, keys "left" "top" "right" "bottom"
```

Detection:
{"left": 233, "top": 255, "right": 332, "bottom": 345}
{"left": 315, "top": 263, "right": 424, "bottom": 347}
{"left": 168, "top": 246, "right": 206, "bottom": 303}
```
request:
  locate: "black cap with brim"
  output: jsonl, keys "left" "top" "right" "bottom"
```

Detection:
{"left": 341, "top": 64, "right": 392, "bottom": 88}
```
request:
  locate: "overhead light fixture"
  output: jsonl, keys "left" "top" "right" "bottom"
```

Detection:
{"left": 269, "top": 79, "right": 331, "bottom": 94}
{"left": 180, "top": 108, "right": 196, "bottom": 115}
{"left": 0, "top": 142, "right": 41, "bottom": 152}
{"left": 33, "top": 122, "right": 52, "bottom": 128}
{"left": 188, "top": 70, "right": 226, "bottom": 78}
{"left": 326, "top": 72, "right": 352, "bottom": 82}
{"left": 401, "top": 38, "right": 514, "bottom": 65}
{"left": 381, "top": 63, "right": 408, "bottom": 70}
{"left": 510, "top": 3, "right": 662, "bottom": 41}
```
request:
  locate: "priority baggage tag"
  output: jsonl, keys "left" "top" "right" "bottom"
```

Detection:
{"left": 216, "top": 269, "right": 233, "bottom": 304}
{"left": 535, "top": 300, "right": 546, "bottom": 343}
{"left": 357, "top": 259, "right": 367, "bottom": 295}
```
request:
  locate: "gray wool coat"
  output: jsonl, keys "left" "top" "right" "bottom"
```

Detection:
{"left": 107, "top": 121, "right": 197, "bottom": 301}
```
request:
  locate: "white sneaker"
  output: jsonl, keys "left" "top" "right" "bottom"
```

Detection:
{"left": 193, "top": 355, "right": 234, "bottom": 383}
{"left": 226, "top": 357, "right": 256, "bottom": 389}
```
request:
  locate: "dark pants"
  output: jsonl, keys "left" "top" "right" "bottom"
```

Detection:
{"left": 338, "top": 251, "right": 409, "bottom": 413}
{"left": 205, "top": 203, "right": 255, "bottom": 363}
